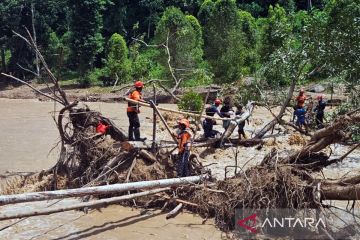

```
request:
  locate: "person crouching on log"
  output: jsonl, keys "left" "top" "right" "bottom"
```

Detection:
{"left": 127, "top": 81, "right": 147, "bottom": 141}
{"left": 203, "top": 99, "right": 223, "bottom": 138}
{"left": 176, "top": 119, "right": 192, "bottom": 177}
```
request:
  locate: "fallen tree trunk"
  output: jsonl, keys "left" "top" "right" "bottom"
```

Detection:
{"left": 219, "top": 101, "right": 255, "bottom": 145}
{"left": 0, "top": 188, "right": 169, "bottom": 221}
{"left": 321, "top": 183, "right": 360, "bottom": 200}
{"left": 255, "top": 78, "right": 297, "bottom": 139}
{"left": 166, "top": 203, "right": 183, "bottom": 219}
{"left": 282, "top": 113, "right": 360, "bottom": 164}
{"left": 0, "top": 175, "right": 207, "bottom": 205}
{"left": 139, "top": 150, "right": 157, "bottom": 163}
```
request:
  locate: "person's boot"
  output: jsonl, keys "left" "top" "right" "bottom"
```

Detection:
{"left": 134, "top": 128, "right": 147, "bottom": 141}
{"left": 128, "top": 126, "right": 134, "bottom": 141}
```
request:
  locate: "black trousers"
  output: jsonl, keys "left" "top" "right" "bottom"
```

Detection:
{"left": 127, "top": 111, "right": 140, "bottom": 140}
{"left": 177, "top": 151, "right": 190, "bottom": 177}
{"left": 316, "top": 112, "right": 324, "bottom": 129}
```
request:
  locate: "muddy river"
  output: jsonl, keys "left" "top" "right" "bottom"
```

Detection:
{"left": 0, "top": 98, "right": 359, "bottom": 239}
{"left": 0, "top": 98, "right": 222, "bottom": 240}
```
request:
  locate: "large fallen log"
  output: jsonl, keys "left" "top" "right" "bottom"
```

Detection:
{"left": 282, "top": 113, "right": 360, "bottom": 164}
{"left": 0, "top": 175, "right": 207, "bottom": 205}
{"left": 321, "top": 183, "right": 360, "bottom": 200}
{"left": 0, "top": 188, "right": 169, "bottom": 221}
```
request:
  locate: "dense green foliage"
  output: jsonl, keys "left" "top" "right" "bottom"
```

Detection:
{"left": 0, "top": 0, "right": 358, "bottom": 104}
{"left": 154, "top": 7, "right": 205, "bottom": 84}
{"left": 102, "top": 33, "right": 131, "bottom": 86}
{"left": 177, "top": 90, "right": 204, "bottom": 112}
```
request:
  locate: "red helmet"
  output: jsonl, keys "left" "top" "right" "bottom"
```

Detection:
{"left": 317, "top": 95, "right": 323, "bottom": 100}
{"left": 178, "top": 118, "right": 190, "bottom": 128}
{"left": 214, "top": 99, "right": 222, "bottom": 105}
{"left": 134, "top": 81, "right": 144, "bottom": 88}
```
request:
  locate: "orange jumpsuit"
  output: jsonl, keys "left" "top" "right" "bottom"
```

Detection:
{"left": 127, "top": 90, "right": 142, "bottom": 140}
{"left": 177, "top": 129, "right": 192, "bottom": 177}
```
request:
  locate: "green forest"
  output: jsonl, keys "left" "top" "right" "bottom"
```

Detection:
{"left": 0, "top": 0, "right": 359, "bottom": 100}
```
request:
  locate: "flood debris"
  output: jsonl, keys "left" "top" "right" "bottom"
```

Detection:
{"left": 1, "top": 30, "right": 360, "bottom": 238}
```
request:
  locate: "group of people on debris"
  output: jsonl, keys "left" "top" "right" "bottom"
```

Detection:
{"left": 124, "top": 81, "right": 193, "bottom": 177}
{"left": 121, "top": 81, "right": 252, "bottom": 178}
{"left": 293, "top": 89, "right": 327, "bottom": 132}
{"left": 203, "top": 97, "right": 248, "bottom": 140}
{"left": 97, "top": 81, "right": 328, "bottom": 178}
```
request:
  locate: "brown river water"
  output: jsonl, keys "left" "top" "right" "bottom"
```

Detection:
{"left": 0, "top": 98, "right": 223, "bottom": 240}
{"left": 0, "top": 98, "right": 359, "bottom": 239}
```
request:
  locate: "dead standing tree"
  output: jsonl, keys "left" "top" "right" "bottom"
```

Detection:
{"left": 255, "top": 43, "right": 310, "bottom": 139}
{"left": 1, "top": 29, "right": 163, "bottom": 190}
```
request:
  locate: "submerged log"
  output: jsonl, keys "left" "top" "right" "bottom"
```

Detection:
{"left": 0, "top": 188, "right": 169, "bottom": 221}
{"left": 0, "top": 175, "right": 207, "bottom": 205}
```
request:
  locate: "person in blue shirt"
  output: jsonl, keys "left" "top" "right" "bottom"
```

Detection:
{"left": 203, "top": 99, "right": 223, "bottom": 138}
{"left": 294, "top": 106, "right": 308, "bottom": 133}
{"left": 314, "top": 95, "right": 327, "bottom": 129}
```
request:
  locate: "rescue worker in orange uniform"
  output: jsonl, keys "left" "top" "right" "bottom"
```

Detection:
{"left": 293, "top": 89, "right": 307, "bottom": 122}
{"left": 176, "top": 119, "right": 192, "bottom": 177}
{"left": 127, "top": 81, "right": 147, "bottom": 141}
{"left": 296, "top": 89, "right": 307, "bottom": 108}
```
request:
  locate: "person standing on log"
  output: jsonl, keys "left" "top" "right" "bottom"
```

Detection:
{"left": 314, "top": 95, "right": 327, "bottom": 129}
{"left": 294, "top": 106, "right": 308, "bottom": 133}
{"left": 127, "top": 81, "right": 147, "bottom": 141}
{"left": 220, "top": 97, "right": 234, "bottom": 130}
{"left": 203, "top": 99, "right": 223, "bottom": 138}
{"left": 175, "top": 119, "right": 192, "bottom": 177}
{"left": 235, "top": 105, "right": 249, "bottom": 140}
{"left": 292, "top": 89, "right": 307, "bottom": 122}
{"left": 296, "top": 89, "right": 307, "bottom": 108}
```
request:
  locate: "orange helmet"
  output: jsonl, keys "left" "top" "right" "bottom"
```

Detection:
{"left": 134, "top": 81, "right": 144, "bottom": 88}
{"left": 178, "top": 118, "right": 190, "bottom": 128}
{"left": 214, "top": 99, "right": 222, "bottom": 106}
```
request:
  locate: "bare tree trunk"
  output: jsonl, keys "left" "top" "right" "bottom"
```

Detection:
{"left": 321, "top": 184, "right": 360, "bottom": 200}
{"left": 0, "top": 188, "right": 169, "bottom": 221}
{"left": 166, "top": 203, "right": 183, "bottom": 219}
{"left": 0, "top": 175, "right": 207, "bottom": 205}
{"left": 255, "top": 78, "right": 296, "bottom": 139}
{"left": 1, "top": 47, "right": 6, "bottom": 73}
{"left": 220, "top": 101, "right": 255, "bottom": 144}
{"left": 31, "top": 3, "right": 40, "bottom": 77}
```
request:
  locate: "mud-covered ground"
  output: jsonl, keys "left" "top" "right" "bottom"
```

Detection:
{"left": 0, "top": 98, "right": 359, "bottom": 239}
